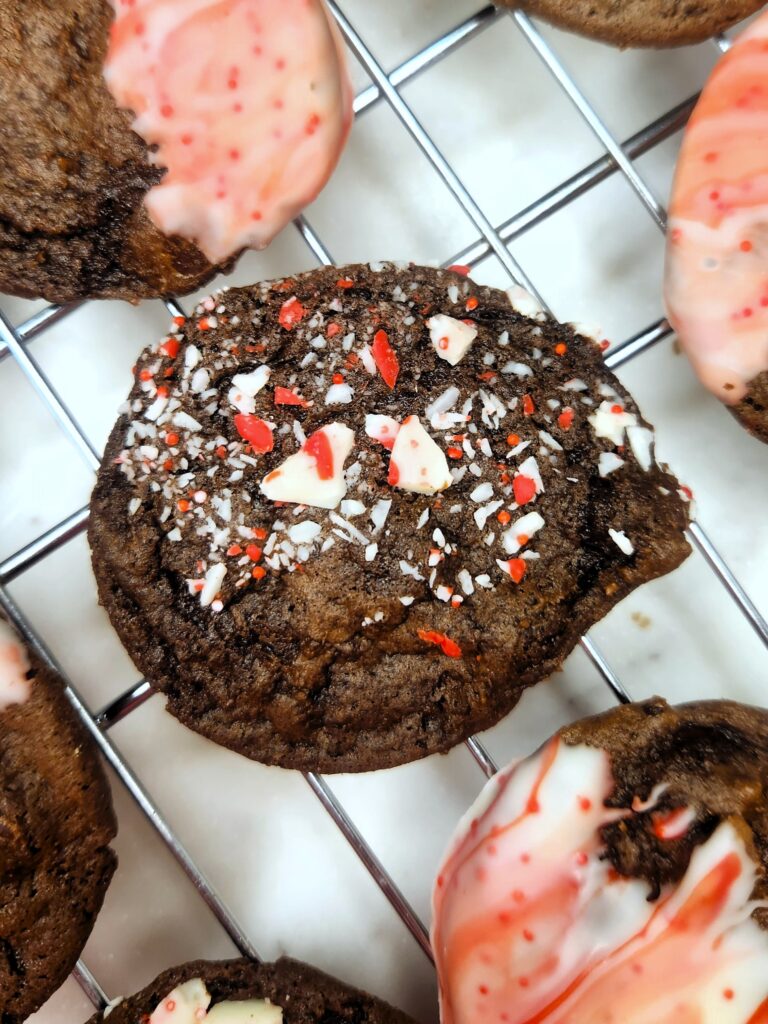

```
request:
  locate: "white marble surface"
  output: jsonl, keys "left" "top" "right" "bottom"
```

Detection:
{"left": 1, "top": 2, "right": 766, "bottom": 1022}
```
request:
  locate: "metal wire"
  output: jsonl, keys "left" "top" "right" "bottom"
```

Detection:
{"left": 1, "top": 3, "right": 764, "bottom": 1013}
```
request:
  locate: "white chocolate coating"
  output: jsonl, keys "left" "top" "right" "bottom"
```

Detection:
{"left": 432, "top": 739, "right": 768, "bottom": 1024}
{"left": 0, "top": 618, "right": 31, "bottom": 712}
{"left": 665, "top": 11, "right": 768, "bottom": 403}
{"left": 104, "top": 0, "right": 353, "bottom": 264}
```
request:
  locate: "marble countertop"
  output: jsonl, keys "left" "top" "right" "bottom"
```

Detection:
{"left": 1, "top": 2, "right": 765, "bottom": 1022}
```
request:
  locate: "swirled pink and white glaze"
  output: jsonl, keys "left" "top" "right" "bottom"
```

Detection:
{"left": 432, "top": 739, "right": 768, "bottom": 1024}
{"left": 104, "top": 0, "right": 353, "bottom": 264}
{"left": 665, "top": 12, "right": 768, "bottom": 403}
{"left": 0, "top": 618, "right": 31, "bottom": 712}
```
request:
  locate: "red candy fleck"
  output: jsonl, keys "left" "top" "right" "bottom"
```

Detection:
{"left": 234, "top": 414, "right": 274, "bottom": 453}
{"left": 274, "top": 386, "right": 308, "bottom": 407}
{"left": 139, "top": 369, "right": 153, "bottom": 382}
{"left": 506, "top": 558, "right": 527, "bottom": 584}
{"left": 447, "top": 446, "right": 464, "bottom": 459}
{"left": 172, "top": 316, "right": 185, "bottom": 326}
{"left": 246, "top": 544, "right": 263, "bottom": 562}
{"left": 611, "top": 403, "right": 624, "bottom": 414}
{"left": 165, "top": 431, "right": 179, "bottom": 447}
{"left": 252, "top": 566, "right": 267, "bottom": 580}
{"left": 506, "top": 433, "right": 520, "bottom": 447}
{"left": 279, "top": 296, "right": 306, "bottom": 330}
{"left": 371, "top": 329, "right": 400, "bottom": 389}
{"left": 327, "top": 323, "right": 341, "bottom": 338}
{"left": 558, "top": 407, "right": 574, "bottom": 430}
{"left": 466, "top": 296, "right": 479, "bottom": 311}
{"left": 336, "top": 278, "right": 354, "bottom": 289}
{"left": 497, "top": 510, "right": 511, "bottom": 524}
{"left": 513, "top": 475, "right": 537, "bottom": 506}
{"left": 417, "top": 629, "right": 463, "bottom": 658}
{"left": 303, "top": 429, "right": 334, "bottom": 480}
{"left": 388, "top": 459, "right": 400, "bottom": 486}
{"left": 226, "top": 544, "right": 242, "bottom": 557}
{"left": 160, "top": 337, "right": 180, "bottom": 359}
{"left": 156, "top": 385, "right": 169, "bottom": 398}
{"left": 332, "top": 373, "right": 344, "bottom": 385}
{"left": 523, "top": 394, "right": 535, "bottom": 416}
{"left": 198, "top": 318, "right": 211, "bottom": 331}
{"left": 448, "top": 265, "right": 471, "bottom": 276}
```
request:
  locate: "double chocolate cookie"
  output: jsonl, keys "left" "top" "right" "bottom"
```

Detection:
{"left": 0, "top": 0, "right": 352, "bottom": 303}
{"left": 0, "top": 616, "right": 117, "bottom": 1024}
{"left": 85, "top": 957, "right": 416, "bottom": 1024}
{"left": 433, "top": 698, "right": 768, "bottom": 1022}
{"left": 90, "top": 263, "right": 691, "bottom": 773}
{"left": 506, "top": 0, "right": 763, "bottom": 47}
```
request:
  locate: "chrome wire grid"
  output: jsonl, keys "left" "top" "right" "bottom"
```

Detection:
{"left": 1, "top": 2, "right": 767, "bottom": 1015}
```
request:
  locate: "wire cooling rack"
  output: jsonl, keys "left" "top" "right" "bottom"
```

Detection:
{"left": 2, "top": 2, "right": 767, "bottom": 1019}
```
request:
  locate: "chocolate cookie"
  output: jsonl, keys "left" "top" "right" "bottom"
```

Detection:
{"left": 734, "top": 373, "right": 768, "bottom": 444}
{"left": 0, "top": 0, "right": 352, "bottom": 303}
{"left": 561, "top": 698, "right": 768, "bottom": 907}
{"left": 85, "top": 957, "right": 416, "bottom": 1024}
{"left": 505, "top": 0, "right": 763, "bottom": 47}
{"left": 432, "top": 699, "right": 768, "bottom": 1022}
{"left": 89, "top": 263, "right": 691, "bottom": 773}
{"left": 0, "top": 616, "right": 117, "bottom": 1024}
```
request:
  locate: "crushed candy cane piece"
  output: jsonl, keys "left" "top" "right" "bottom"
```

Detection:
{"left": 599, "top": 452, "right": 625, "bottom": 477}
{"left": 609, "top": 528, "right": 635, "bottom": 556}
{"left": 506, "top": 285, "right": 546, "bottom": 321}
{"left": 371, "top": 329, "right": 399, "bottom": 389}
{"left": 365, "top": 414, "right": 400, "bottom": 450}
{"left": 589, "top": 400, "right": 638, "bottom": 446}
{"left": 418, "top": 629, "right": 462, "bottom": 658}
{"left": 502, "top": 511, "right": 545, "bottom": 554}
{"left": 260, "top": 423, "right": 354, "bottom": 509}
{"left": 426, "top": 314, "right": 478, "bottom": 366}
{"left": 388, "top": 416, "right": 452, "bottom": 495}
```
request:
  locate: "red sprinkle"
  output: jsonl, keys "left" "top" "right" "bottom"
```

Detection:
{"left": 558, "top": 407, "right": 574, "bottom": 431}
{"left": 506, "top": 433, "right": 520, "bottom": 447}
{"left": 448, "top": 265, "right": 471, "bottom": 276}
{"left": 252, "top": 566, "right": 267, "bottom": 580}
{"left": 139, "top": 369, "right": 153, "bottom": 382}
{"left": 173, "top": 316, "right": 186, "bottom": 326}
{"left": 523, "top": 394, "right": 535, "bottom": 416}
{"left": 447, "top": 446, "right": 464, "bottom": 459}
{"left": 513, "top": 475, "right": 537, "bottom": 506}
{"left": 234, "top": 414, "right": 274, "bottom": 453}
{"left": 507, "top": 558, "right": 527, "bottom": 584}
{"left": 279, "top": 296, "right": 306, "bottom": 331}
{"left": 246, "top": 544, "right": 263, "bottom": 562}
{"left": 371, "top": 329, "right": 400, "bottom": 389}
{"left": 611, "top": 403, "right": 624, "bottom": 414}
{"left": 177, "top": 499, "right": 191, "bottom": 513}
{"left": 274, "top": 386, "right": 308, "bottom": 407}
{"left": 332, "top": 373, "right": 344, "bottom": 385}
{"left": 327, "top": 323, "right": 342, "bottom": 339}
{"left": 417, "top": 629, "right": 463, "bottom": 658}
{"left": 497, "top": 510, "right": 511, "bottom": 524}
{"left": 160, "top": 337, "right": 180, "bottom": 359}
{"left": 303, "top": 429, "right": 334, "bottom": 480}
{"left": 197, "top": 318, "right": 211, "bottom": 331}
{"left": 226, "top": 544, "right": 242, "bottom": 557}
{"left": 165, "top": 431, "right": 179, "bottom": 447}
{"left": 466, "top": 296, "right": 479, "bottom": 311}
{"left": 554, "top": 342, "right": 567, "bottom": 356}
{"left": 336, "top": 278, "right": 355, "bottom": 289}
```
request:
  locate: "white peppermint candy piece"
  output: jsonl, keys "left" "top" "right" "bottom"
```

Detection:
{"left": 260, "top": 422, "right": 354, "bottom": 510}
{"left": 388, "top": 415, "right": 452, "bottom": 495}
{"left": 609, "top": 528, "right": 635, "bottom": 556}
{"left": 598, "top": 452, "right": 625, "bottom": 477}
{"left": 502, "top": 510, "right": 545, "bottom": 554}
{"left": 232, "top": 365, "right": 271, "bottom": 397}
{"left": 506, "top": 285, "right": 546, "bottom": 321}
{"left": 426, "top": 314, "right": 478, "bottom": 366}
{"left": 589, "top": 400, "right": 638, "bottom": 447}
{"left": 365, "top": 414, "right": 400, "bottom": 451}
